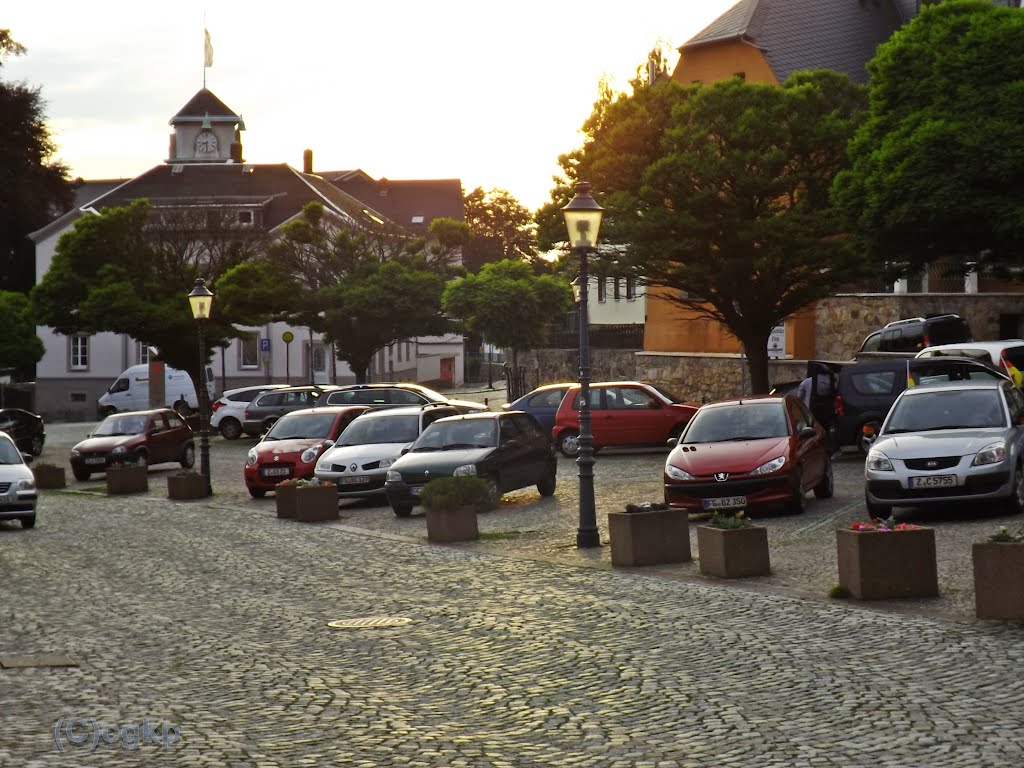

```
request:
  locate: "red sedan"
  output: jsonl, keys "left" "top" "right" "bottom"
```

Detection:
{"left": 244, "top": 406, "right": 368, "bottom": 497}
{"left": 663, "top": 395, "right": 831, "bottom": 515}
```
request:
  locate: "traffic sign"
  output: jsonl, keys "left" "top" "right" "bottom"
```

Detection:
{"left": 282, "top": 331, "right": 294, "bottom": 343}
{"left": 259, "top": 338, "right": 270, "bottom": 352}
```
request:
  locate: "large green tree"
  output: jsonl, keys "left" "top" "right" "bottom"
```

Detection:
{"left": 462, "top": 187, "right": 537, "bottom": 271}
{"left": 0, "top": 290, "right": 43, "bottom": 379}
{"left": 0, "top": 30, "right": 75, "bottom": 292}
{"left": 833, "top": 0, "right": 1024, "bottom": 279}
{"left": 540, "top": 69, "right": 867, "bottom": 393}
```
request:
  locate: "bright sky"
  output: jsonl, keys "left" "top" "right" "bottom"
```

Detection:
{"left": 3, "top": 1, "right": 736, "bottom": 212}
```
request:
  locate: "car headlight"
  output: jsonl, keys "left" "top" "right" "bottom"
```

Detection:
{"left": 974, "top": 442, "right": 1006, "bottom": 466}
{"left": 246, "top": 449, "right": 258, "bottom": 467}
{"left": 386, "top": 470, "right": 402, "bottom": 482}
{"left": 315, "top": 459, "right": 331, "bottom": 473}
{"left": 750, "top": 456, "right": 786, "bottom": 476}
{"left": 300, "top": 445, "right": 321, "bottom": 464}
{"left": 111, "top": 445, "right": 126, "bottom": 455}
{"left": 866, "top": 450, "right": 893, "bottom": 472}
{"left": 17, "top": 479, "right": 35, "bottom": 491}
{"left": 665, "top": 464, "right": 696, "bottom": 481}
{"left": 453, "top": 464, "right": 477, "bottom": 476}
{"left": 379, "top": 458, "right": 393, "bottom": 469}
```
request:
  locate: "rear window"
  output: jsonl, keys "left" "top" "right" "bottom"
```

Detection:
{"left": 927, "top": 318, "right": 971, "bottom": 346}
{"left": 527, "top": 389, "right": 567, "bottom": 408}
{"left": 1002, "top": 346, "right": 1024, "bottom": 372}
{"left": 850, "top": 371, "right": 897, "bottom": 396}
{"left": 229, "top": 388, "right": 269, "bottom": 402}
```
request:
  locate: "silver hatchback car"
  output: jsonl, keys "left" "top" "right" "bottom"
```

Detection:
{"left": 865, "top": 380, "right": 1024, "bottom": 517}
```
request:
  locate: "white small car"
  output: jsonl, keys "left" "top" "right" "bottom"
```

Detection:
{"left": 315, "top": 404, "right": 459, "bottom": 498}
{"left": 0, "top": 430, "right": 37, "bottom": 529}
{"left": 210, "top": 384, "right": 289, "bottom": 440}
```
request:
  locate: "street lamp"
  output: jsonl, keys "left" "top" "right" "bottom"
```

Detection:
{"left": 187, "top": 278, "right": 214, "bottom": 496}
{"left": 562, "top": 182, "right": 604, "bottom": 548}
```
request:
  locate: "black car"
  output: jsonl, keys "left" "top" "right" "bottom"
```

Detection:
{"left": 855, "top": 314, "right": 972, "bottom": 358}
{"left": 384, "top": 411, "right": 557, "bottom": 517}
{"left": 0, "top": 408, "right": 46, "bottom": 456}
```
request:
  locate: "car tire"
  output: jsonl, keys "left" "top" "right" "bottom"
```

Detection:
{"left": 20, "top": 515, "right": 35, "bottom": 529}
{"left": 392, "top": 503, "right": 413, "bottom": 518}
{"left": 556, "top": 430, "right": 580, "bottom": 458}
{"left": 180, "top": 443, "right": 196, "bottom": 469}
{"left": 30, "top": 435, "right": 44, "bottom": 456}
{"left": 218, "top": 417, "right": 243, "bottom": 440}
{"left": 1004, "top": 462, "right": 1024, "bottom": 515}
{"left": 813, "top": 457, "right": 834, "bottom": 499}
{"left": 865, "top": 492, "right": 890, "bottom": 521}
{"left": 537, "top": 470, "right": 556, "bottom": 497}
{"left": 72, "top": 467, "right": 90, "bottom": 482}
{"left": 857, "top": 421, "right": 881, "bottom": 456}
{"left": 787, "top": 468, "right": 807, "bottom": 514}
{"left": 248, "top": 487, "right": 266, "bottom": 498}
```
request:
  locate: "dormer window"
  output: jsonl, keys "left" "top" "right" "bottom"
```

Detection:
{"left": 411, "top": 215, "right": 425, "bottom": 224}
{"left": 237, "top": 210, "right": 253, "bottom": 225}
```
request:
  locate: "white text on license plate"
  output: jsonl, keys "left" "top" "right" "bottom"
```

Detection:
{"left": 410, "top": 486, "right": 423, "bottom": 496}
{"left": 262, "top": 467, "right": 290, "bottom": 477}
{"left": 339, "top": 476, "right": 369, "bottom": 485}
{"left": 703, "top": 496, "right": 746, "bottom": 510}
{"left": 909, "top": 475, "right": 957, "bottom": 488}
{"left": 85, "top": 457, "right": 106, "bottom": 465}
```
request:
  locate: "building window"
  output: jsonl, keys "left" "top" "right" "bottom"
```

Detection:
{"left": 397, "top": 341, "right": 403, "bottom": 363}
{"left": 626, "top": 276, "right": 637, "bottom": 300}
{"left": 406, "top": 342, "right": 411, "bottom": 360}
{"left": 239, "top": 334, "right": 259, "bottom": 369}
{"left": 597, "top": 278, "right": 606, "bottom": 302}
{"left": 613, "top": 278, "right": 621, "bottom": 301}
{"left": 137, "top": 342, "right": 150, "bottom": 365}
{"left": 237, "top": 210, "right": 253, "bottom": 225}
{"left": 69, "top": 334, "right": 89, "bottom": 371}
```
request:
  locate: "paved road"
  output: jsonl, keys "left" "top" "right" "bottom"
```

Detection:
{"left": 1, "top": 424, "right": 1022, "bottom": 766}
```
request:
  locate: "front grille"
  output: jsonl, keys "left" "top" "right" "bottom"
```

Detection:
{"left": 904, "top": 456, "right": 961, "bottom": 471}
{"left": 666, "top": 476, "right": 790, "bottom": 499}
{"left": 869, "top": 472, "right": 1008, "bottom": 500}
{"left": 0, "top": 482, "right": 11, "bottom": 493}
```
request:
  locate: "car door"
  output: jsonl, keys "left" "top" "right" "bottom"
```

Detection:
{"left": 512, "top": 413, "right": 550, "bottom": 484}
{"left": 495, "top": 415, "right": 532, "bottom": 491}
{"left": 601, "top": 385, "right": 663, "bottom": 446}
{"left": 570, "top": 386, "right": 607, "bottom": 447}
{"left": 146, "top": 412, "right": 174, "bottom": 464}
{"left": 787, "top": 397, "right": 825, "bottom": 488}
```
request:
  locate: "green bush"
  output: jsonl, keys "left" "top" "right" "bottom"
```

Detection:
{"left": 419, "top": 476, "right": 497, "bottom": 513}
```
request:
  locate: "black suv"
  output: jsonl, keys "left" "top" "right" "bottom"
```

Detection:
{"left": 855, "top": 314, "right": 972, "bottom": 358}
{"left": 836, "top": 356, "right": 1008, "bottom": 453}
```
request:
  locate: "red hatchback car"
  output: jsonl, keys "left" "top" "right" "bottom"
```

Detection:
{"left": 663, "top": 395, "right": 832, "bottom": 515}
{"left": 551, "top": 381, "right": 700, "bottom": 457}
{"left": 244, "top": 406, "right": 368, "bottom": 497}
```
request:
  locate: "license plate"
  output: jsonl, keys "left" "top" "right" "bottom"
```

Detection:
{"left": 84, "top": 457, "right": 106, "bottom": 465}
{"left": 262, "top": 467, "right": 290, "bottom": 477}
{"left": 702, "top": 496, "right": 746, "bottom": 510}
{"left": 410, "top": 486, "right": 423, "bottom": 496}
{"left": 338, "top": 476, "right": 369, "bottom": 485}
{"left": 909, "top": 474, "right": 957, "bottom": 488}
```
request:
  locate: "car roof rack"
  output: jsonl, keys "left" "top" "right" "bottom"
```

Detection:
{"left": 882, "top": 317, "right": 926, "bottom": 328}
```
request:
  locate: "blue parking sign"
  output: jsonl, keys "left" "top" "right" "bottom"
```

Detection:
{"left": 259, "top": 338, "right": 270, "bottom": 352}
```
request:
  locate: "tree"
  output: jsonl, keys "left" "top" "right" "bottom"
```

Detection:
{"left": 442, "top": 259, "right": 572, "bottom": 371}
{"left": 833, "top": 0, "right": 1024, "bottom": 279}
{"left": 0, "top": 30, "right": 75, "bottom": 292}
{"left": 462, "top": 187, "right": 536, "bottom": 271}
{"left": 0, "top": 291, "right": 43, "bottom": 379}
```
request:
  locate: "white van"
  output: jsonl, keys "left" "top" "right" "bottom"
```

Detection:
{"left": 97, "top": 364, "right": 215, "bottom": 417}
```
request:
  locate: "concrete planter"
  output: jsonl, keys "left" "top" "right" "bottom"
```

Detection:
{"left": 32, "top": 465, "right": 66, "bottom": 490}
{"left": 290, "top": 485, "right": 339, "bottom": 523}
{"left": 275, "top": 484, "right": 297, "bottom": 518}
{"left": 105, "top": 465, "right": 148, "bottom": 495}
{"left": 167, "top": 473, "right": 207, "bottom": 500}
{"left": 972, "top": 542, "right": 1024, "bottom": 620}
{"left": 608, "top": 508, "right": 691, "bottom": 567}
{"left": 425, "top": 506, "right": 479, "bottom": 543}
{"left": 836, "top": 527, "right": 938, "bottom": 600}
{"left": 697, "top": 525, "right": 770, "bottom": 579}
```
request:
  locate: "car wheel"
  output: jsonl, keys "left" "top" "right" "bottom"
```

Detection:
{"left": 218, "top": 417, "right": 243, "bottom": 440}
{"left": 787, "top": 468, "right": 807, "bottom": 514}
{"left": 20, "top": 515, "right": 36, "bottom": 529}
{"left": 865, "top": 492, "right": 890, "bottom": 521}
{"left": 557, "top": 430, "right": 580, "bottom": 458}
{"left": 813, "top": 457, "right": 834, "bottom": 499}
{"left": 537, "top": 470, "right": 556, "bottom": 497}
{"left": 180, "top": 443, "right": 196, "bottom": 469}
{"left": 857, "top": 421, "right": 881, "bottom": 456}
{"left": 1004, "top": 462, "right": 1024, "bottom": 515}
{"left": 72, "top": 467, "right": 91, "bottom": 482}
{"left": 30, "top": 435, "right": 44, "bottom": 456}
{"left": 248, "top": 487, "right": 267, "bottom": 498}
{"left": 392, "top": 503, "right": 413, "bottom": 518}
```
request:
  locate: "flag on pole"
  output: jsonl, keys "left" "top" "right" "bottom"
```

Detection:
{"left": 204, "top": 28, "right": 214, "bottom": 68}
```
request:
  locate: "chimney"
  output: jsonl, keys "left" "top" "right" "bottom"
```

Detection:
{"left": 303, "top": 149, "right": 313, "bottom": 174}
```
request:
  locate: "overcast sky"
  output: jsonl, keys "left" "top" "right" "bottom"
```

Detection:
{"left": 4, "top": 1, "right": 736, "bottom": 211}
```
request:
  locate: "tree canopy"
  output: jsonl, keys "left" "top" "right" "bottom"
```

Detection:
{"left": 0, "top": 290, "right": 43, "bottom": 378}
{"left": 834, "top": 0, "right": 1024, "bottom": 279}
{"left": 461, "top": 187, "right": 537, "bottom": 271}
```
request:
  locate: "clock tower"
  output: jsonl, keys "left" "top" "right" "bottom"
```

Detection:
{"left": 167, "top": 88, "right": 244, "bottom": 164}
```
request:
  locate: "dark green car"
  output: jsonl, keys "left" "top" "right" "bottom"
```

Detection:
{"left": 384, "top": 411, "right": 557, "bottom": 517}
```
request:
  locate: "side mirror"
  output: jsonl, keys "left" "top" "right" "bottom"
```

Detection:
{"left": 799, "top": 426, "right": 817, "bottom": 439}
{"left": 401, "top": 447, "right": 410, "bottom": 455}
{"left": 22, "top": 453, "right": 33, "bottom": 464}
{"left": 322, "top": 439, "right": 335, "bottom": 448}
{"left": 666, "top": 436, "right": 678, "bottom": 447}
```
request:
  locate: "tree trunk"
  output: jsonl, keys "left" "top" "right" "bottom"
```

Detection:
{"left": 740, "top": 331, "right": 772, "bottom": 395}
{"left": 350, "top": 355, "right": 371, "bottom": 384}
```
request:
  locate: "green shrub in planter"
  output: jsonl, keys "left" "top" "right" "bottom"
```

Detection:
{"left": 419, "top": 476, "right": 497, "bottom": 513}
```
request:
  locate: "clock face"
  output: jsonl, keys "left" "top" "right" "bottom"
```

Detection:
{"left": 195, "top": 130, "right": 218, "bottom": 154}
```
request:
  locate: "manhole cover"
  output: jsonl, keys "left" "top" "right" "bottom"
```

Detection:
{"left": 327, "top": 617, "right": 413, "bottom": 630}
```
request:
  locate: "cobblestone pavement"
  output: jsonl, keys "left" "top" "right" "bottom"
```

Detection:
{"left": 1, "top": 421, "right": 1022, "bottom": 766}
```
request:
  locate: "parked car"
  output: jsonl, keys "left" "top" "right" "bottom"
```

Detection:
{"left": 0, "top": 408, "right": 46, "bottom": 456}
{"left": 244, "top": 406, "right": 368, "bottom": 497}
{"left": 551, "top": 381, "right": 700, "bottom": 457}
{"left": 323, "top": 383, "right": 488, "bottom": 413}
{"left": 663, "top": 395, "right": 831, "bottom": 515}
{"left": 241, "top": 385, "right": 338, "bottom": 436}
{"left": 0, "top": 430, "right": 37, "bottom": 529}
{"left": 69, "top": 409, "right": 194, "bottom": 481}
{"left": 837, "top": 356, "right": 1010, "bottom": 454}
{"left": 855, "top": 314, "right": 972, "bottom": 358}
{"left": 501, "top": 383, "right": 573, "bottom": 433}
{"left": 864, "top": 379, "right": 1024, "bottom": 517}
{"left": 314, "top": 403, "right": 460, "bottom": 499}
{"left": 384, "top": 411, "right": 557, "bottom": 517}
{"left": 915, "top": 340, "right": 1024, "bottom": 387}
{"left": 210, "top": 384, "right": 290, "bottom": 440}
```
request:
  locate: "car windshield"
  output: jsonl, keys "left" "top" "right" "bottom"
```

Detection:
{"left": 93, "top": 414, "right": 148, "bottom": 436}
{"left": 885, "top": 389, "right": 1006, "bottom": 433}
{"left": 0, "top": 438, "right": 23, "bottom": 465}
{"left": 683, "top": 403, "right": 789, "bottom": 443}
{"left": 411, "top": 419, "right": 497, "bottom": 451}
{"left": 336, "top": 414, "right": 420, "bottom": 446}
{"left": 264, "top": 413, "right": 336, "bottom": 440}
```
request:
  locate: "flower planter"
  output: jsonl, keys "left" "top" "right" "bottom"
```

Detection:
{"left": 167, "top": 473, "right": 207, "bottom": 500}
{"left": 275, "top": 483, "right": 297, "bottom": 518}
{"left": 32, "top": 465, "right": 66, "bottom": 490}
{"left": 290, "top": 485, "right": 339, "bottom": 523}
{"left": 972, "top": 542, "right": 1024, "bottom": 620}
{"left": 105, "top": 465, "right": 148, "bottom": 495}
{"left": 836, "top": 527, "right": 938, "bottom": 600}
{"left": 424, "top": 505, "right": 479, "bottom": 543}
{"left": 697, "top": 525, "right": 770, "bottom": 578}
{"left": 608, "top": 508, "right": 691, "bottom": 567}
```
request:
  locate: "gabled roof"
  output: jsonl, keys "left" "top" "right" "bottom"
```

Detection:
{"left": 170, "top": 88, "right": 240, "bottom": 124}
{"left": 319, "top": 171, "right": 465, "bottom": 230}
{"left": 681, "top": 0, "right": 904, "bottom": 84}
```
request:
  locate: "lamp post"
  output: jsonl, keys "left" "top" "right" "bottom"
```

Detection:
{"left": 562, "top": 182, "right": 604, "bottom": 548}
{"left": 187, "top": 278, "right": 214, "bottom": 496}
